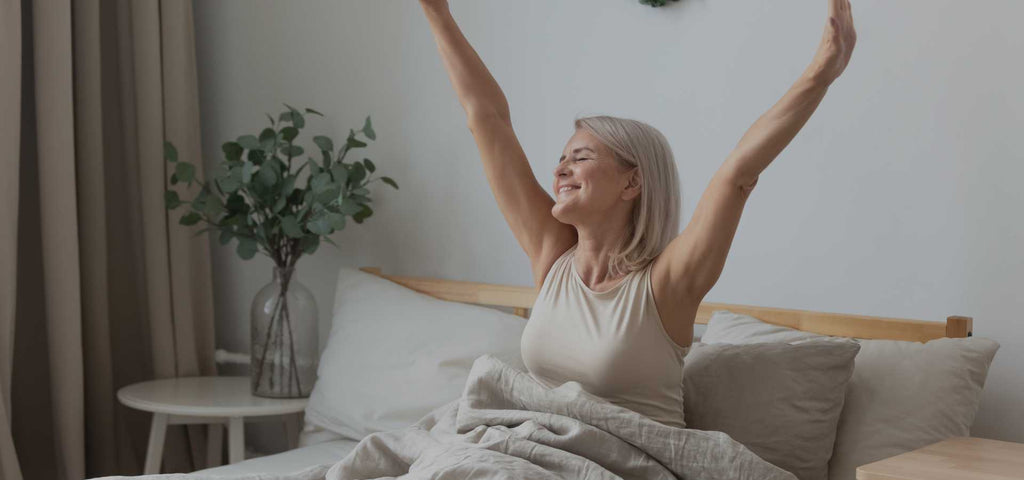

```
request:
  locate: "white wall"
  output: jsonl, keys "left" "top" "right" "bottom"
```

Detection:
{"left": 194, "top": 0, "right": 1024, "bottom": 451}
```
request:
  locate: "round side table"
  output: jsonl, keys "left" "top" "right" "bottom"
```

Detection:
{"left": 117, "top": 376, "right": 308, "bottom": 474}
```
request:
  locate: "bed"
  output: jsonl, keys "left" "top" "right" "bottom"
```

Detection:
{"left": 101, "top": 266, "right": 996, "bottom": 480}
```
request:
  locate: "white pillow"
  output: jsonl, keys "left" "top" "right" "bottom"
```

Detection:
{"left": 304, "top": 267, "right": 528, "bottom": 441}
{"left": 702, "top": 311, "right": 999, "bottom": 480}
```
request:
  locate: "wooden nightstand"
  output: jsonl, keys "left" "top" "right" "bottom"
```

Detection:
{"left": 856, "top": 436, "right": 1024, "bottom": 480}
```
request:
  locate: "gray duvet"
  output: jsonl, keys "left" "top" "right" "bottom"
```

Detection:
{"left": 100, "top": 355, "right": 794, "bottom": 480}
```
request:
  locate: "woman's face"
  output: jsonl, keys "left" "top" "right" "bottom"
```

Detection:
{"left": 551, "top": 129, "right": 640, "bottom": 225}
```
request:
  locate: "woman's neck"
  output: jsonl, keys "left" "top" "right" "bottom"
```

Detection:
{"left": 573, "top": 220, "right": 631, "bottom": 290}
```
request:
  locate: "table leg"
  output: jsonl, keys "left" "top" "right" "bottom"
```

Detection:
{"left": 228, "top": 416, "right": 244, "bottom": 464}
{"left": 284, "top": 413, "right": 300, "bottom": 449}
{"left": 206, "top": 423, "right": 223, "bottom": 468}
{"left": 143, "top": 413, "right": 168, "bottom": 474}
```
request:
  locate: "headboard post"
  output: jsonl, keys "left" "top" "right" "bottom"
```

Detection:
{"left": 945, "top": 315, "right": 973, "bottom": 338}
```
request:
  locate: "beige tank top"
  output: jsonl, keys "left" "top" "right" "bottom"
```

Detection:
{"left": 520, "top": 244, "right": 690, "bottom": 428}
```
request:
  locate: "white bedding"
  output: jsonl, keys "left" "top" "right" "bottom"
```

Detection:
{"left": 100, "top": 355, "right": 793, "bottom": 480}
{"left": 193, "top": 439, "right": 359, "bottom": 477}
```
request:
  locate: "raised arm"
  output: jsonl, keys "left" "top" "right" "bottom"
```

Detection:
{"left": 653, "top": 0, "right": 856, "bottom": 303}
{"left": 419, "top": 0, "right": 576, "bottom": 287}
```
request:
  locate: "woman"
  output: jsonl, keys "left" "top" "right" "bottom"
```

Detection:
{"left": 419, "top": 0, "right": 856, "bottom": 427}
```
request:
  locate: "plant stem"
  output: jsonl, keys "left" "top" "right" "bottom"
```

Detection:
{"left": 253, "top": 288, "right": 285, "bottom": 392}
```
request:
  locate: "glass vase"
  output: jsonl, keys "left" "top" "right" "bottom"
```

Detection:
{"left": 250, "top": 266, "right": 318, "bottom": 398}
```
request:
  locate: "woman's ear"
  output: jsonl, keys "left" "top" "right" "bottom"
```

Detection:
{"left": 622, "top": 168, "right": 642, "bottom": 201}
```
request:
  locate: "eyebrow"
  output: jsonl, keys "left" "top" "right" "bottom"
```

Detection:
{"left": 559, "top": 147, "right": 595, "bottom": 162}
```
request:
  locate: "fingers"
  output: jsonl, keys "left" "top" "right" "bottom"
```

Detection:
{"left": 829, "top": 0, "right": 853, "bottom": 21}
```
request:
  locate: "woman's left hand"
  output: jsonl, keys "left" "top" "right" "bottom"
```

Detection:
{"left": 805, "top": 0, "right": 856, "bottom": 86}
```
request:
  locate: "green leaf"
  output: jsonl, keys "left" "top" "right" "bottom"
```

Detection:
{"left": 353, "top": 204, "right": 373, "bottom": 224}
{"left": 258, "top": 163, "right": 279, "bottom": 187}
{"left": 273, "top": 195, "right": 287, "bottom": 213}
{"left": 247, "top": 149, "right": 266, "bottom": 165}
{"left": 223, "top": 213, "right": 247, "bottom": 227}
{"left": 306, "top": 214, "right": 333, "bottom": 236}
{"left": 281, "top": 216, "right": 304, "bottom": 238}
{"left": 219, "top": 229, "right": 234, "bottom": 245}
{"left": 170, "top": 173, "right": 179, "bottom": 186}
{"left": 381, "top": 176, "right": 399, "bottom": 189}
{"left": 191, "top": 188, "right": 208, "bottom": 212}
{"left": 203, "top": 196, "right": 226, "bottom": 219}
{"left": 305, "top": 107, "right": 324, "bottom": 117}
{"left": 278, "top": 111, "right": 293, "bottom": 123}
{"left": 349, "top": 162, "right": 366, "bottom": 185}
{"left": 281, "top": 145, "right": 304, "bottom": 157}
{"left": 164, "top": 142, "right": 178, "bottom": 162}
{"left": 299, "top": 235, "right": 320, "bottom": 255}
{"left": 259, "top": 128, "right": 277, "bottom": 150}
{"left": 266, "top": 113, "right": 275, "bottom": 126}
{"left": 330, "top": 163, "right": 348, "bottom": 186}
{"left": 362, "top": 116, "right": 376, "bottom": 140}
{"left": 237, "top": 135, "right": 260, "bottom": 150}
{"left": 346, "top": 134, "right": 367, "bottom": 150}
{"left": 281, "top": 175, "right": 297, "bottom": 196}
{"left": 241, "top": 162, "right": 254, "bottom": 184}
{"left": 352, "top": 187, "right": 370, "bottom": 196}
{"left": 327, "top": 212, "right": 346, "bottom": 230}
{"left": 310, "top": 173, "right": 332, "bottom": 194}
{"left": 180, "top": 211, "right": 202, "bottom": 226}
{"left": 283, "top": 104, "right": 306, "bottom": 129}
{"left": 315, "top": 183, "right": 342, "bottom": 205}
{"left": 281, "top": 126, "right": 299, "bottom": 143}
{"left": 236, "top": 237, "right": 258, "bottom": 260}
{"left": 339, "top": 198, "right": 362, "bottom": 215}
{"left": 313, "top": 136, "right": 334, "bottom": 153}
{"left": 307, "top": 158, "right": 322, "bottom": 176}
{"left": 322, "top": 236, "right": 339, "bottom": 248}
{"left": 225, "top": 193, "right": 247, "bottom": 213}
{"left": 222, "top": 142, "right": 243, "bottom": 161}
{"left": 350, "top": 194, "right": 371, "bottom": 204}
{"left": 363, "top": 158, "right": 376, "bottom": 173}
{"left": 175, "top": 162, "right": 196, "bottom": 184}
{"left": 164, "top": 190, "right": 181, "bottom": 209}
{"left": 218, "top": 166, "right": 241, "bottom": 193}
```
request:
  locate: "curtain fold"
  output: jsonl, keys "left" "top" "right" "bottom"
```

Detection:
{"left": 0, "top": 0, "right": 23, "bottom": 477}
{"left": 1, "top": 0, "right": 218, "bottom": 478}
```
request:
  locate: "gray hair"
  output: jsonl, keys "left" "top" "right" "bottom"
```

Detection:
{"left": 574, "top": 115, "right": 681, "bottom": 277}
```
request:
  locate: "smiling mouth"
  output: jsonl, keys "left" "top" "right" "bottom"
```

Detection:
{"left": 558, "top": 186, "right": 580, "bottom": 194}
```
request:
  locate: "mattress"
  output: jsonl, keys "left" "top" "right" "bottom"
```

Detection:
{"left": 194, "top": 438, "right": 359, "bottom": 476}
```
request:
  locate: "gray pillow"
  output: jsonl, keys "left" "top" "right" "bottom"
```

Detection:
{"left": 683, "top": 340, "right": 860, "bottom": 480}
{"left": 702, "top": 310, "right": 1000, "bottom": 480}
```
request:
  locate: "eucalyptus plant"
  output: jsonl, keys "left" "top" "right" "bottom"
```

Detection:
{"left": 164, "top": 105, "right": 398, "bottom": 397}
{"left": 163, "top": 104, "right": 398, "bottom": 270}
{"left": 639, "top": 0, "right": 678, "bottom": 6}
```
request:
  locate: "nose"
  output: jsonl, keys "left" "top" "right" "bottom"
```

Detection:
{"left": 554, "top": 161, "right": 570, "bottom": 178}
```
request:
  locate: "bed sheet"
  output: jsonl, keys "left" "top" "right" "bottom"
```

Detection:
{"left": 193, "top": 438, "right": 359, "bottom": 477}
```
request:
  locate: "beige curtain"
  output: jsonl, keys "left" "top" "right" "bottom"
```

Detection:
{"left": 1, "top": 0, "right": 217, "bottom": 478}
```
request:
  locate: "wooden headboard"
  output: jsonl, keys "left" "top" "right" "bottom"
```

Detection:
{"left": 359, "top": 267, "right": 973, "bottom": 343}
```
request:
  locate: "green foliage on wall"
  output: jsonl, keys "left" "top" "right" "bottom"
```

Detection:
{"left": 640, "top": 0, "right": 679, "bottom": 6}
